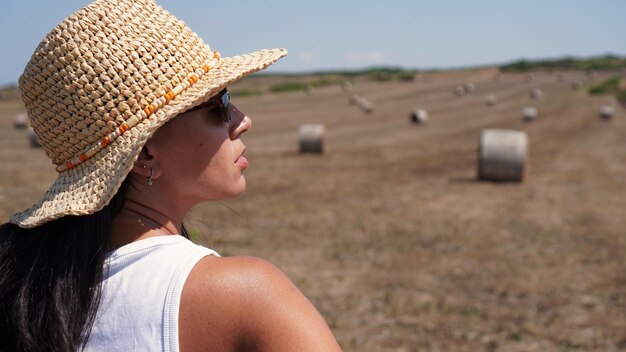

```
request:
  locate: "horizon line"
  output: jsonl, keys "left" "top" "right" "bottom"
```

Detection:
{"left": 2, "top": 52, "right": 624, "bottom": 88}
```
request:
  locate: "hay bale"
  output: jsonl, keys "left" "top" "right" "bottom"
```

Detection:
{"left": 454, "top": 85, "right": 465, "bottom": 97}
{"left": 304, "top": 85, "right": 314, "bottom": 95}
{"left": 356, "top": 97, "right": 374, "bottom": 113}
{"left": 530, "top": 88, "right": 543, "bottom": 100}
{"left": 522, "top": 107, "right": 538, "bottom": 122}
{"left": 349, "top": 94, "right": 373, "bottom": 113}
{"left": 28, "top": 127, "right": 41, "bottom": 148}
{"left": 14, "top": 113, "right": 28, "bottom": 129}
{"left": 414, "top": 73, "right": 423, "bottom": 82}
{"left": 525, "top": 73, "right": 535, "bottom": 82}
{"left": 485, "top": 94, "right": 498, "bottom": 106}
{"left": 478, "top": 129, "right": 528, "bottom": 182}
{"left": 463, "top": 82, "right": 476, "bottom": 94}
{"left": 299, "top": 124, "right": 325, "bottom": 154}
{"left": 341, "top": 81, "right": 353, "bottom": 92}
{"left": 571, "top": 80, "right": 583, "bottom": 91}
{"left": 410, "top": 109, "right": 428, "bottom": 124}
{"left": 599, "top": 105, "right": 614, "bottom": 120}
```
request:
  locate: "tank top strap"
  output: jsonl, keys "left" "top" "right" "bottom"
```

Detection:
{"left": 163, "top": 241, "right": 218, "bottom": 351}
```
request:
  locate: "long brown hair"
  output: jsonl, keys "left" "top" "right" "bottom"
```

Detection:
{"left": 0, "top": 178, "right": 131, "bottom": 352}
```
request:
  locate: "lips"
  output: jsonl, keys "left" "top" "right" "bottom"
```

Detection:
{"left": 235, "top": 155, "right": 248, "bottom": 168}
{"left": 235, "top": 148, "right": 248, "bottom": 168}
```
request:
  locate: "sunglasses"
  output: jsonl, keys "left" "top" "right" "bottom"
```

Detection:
{"left": 185, "top": 89, "right": 231, "bottom": 123}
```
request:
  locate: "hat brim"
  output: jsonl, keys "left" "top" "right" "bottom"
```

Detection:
{"left": 10, "top": 48, "right": 288, "bottom": 228}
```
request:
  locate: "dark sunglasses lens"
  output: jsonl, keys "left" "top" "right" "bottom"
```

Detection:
{"left": 221, "top": 90, "right": 230, "bottom": 107}
{"left": 220, "top": 90, "right": 231, "bottom": 122}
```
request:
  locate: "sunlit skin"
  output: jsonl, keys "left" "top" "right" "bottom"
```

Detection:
{"left": 109, "top": 92, "right": 343, "bottom": 352}
{"left": 110, "top": 99, "right": 250, "bottom": 247}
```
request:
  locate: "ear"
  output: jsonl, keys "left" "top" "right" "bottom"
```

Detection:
{"left": 131, "top": 144, "right": 162, "bottom": 179}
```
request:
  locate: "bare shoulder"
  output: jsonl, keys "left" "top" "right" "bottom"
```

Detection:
{"left": 179, "top": 255, "right": 342, "bottom": 352}
{"left": 183, "top": 255, "right": 302, "bottom": 309}
{"left": 189, "top": 255, "right": 294, "bottom": 291}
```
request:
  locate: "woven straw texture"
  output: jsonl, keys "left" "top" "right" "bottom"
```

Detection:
{"left": 11, "top": 0, "right": 287, "bottom": 228}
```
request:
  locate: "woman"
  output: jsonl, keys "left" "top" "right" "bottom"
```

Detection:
{"left": 0, "top": 0, "right": 342, "bottom": 351}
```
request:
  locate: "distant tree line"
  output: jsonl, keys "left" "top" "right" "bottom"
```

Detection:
{"left": 500, "top": 54, "right": 626, "bottom": 72}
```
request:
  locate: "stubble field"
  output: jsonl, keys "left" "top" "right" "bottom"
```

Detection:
{"left": 1, "top": 68, "right": 625, "bottom": 351}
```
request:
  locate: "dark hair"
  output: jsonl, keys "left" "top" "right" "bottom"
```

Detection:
{"left": 0, "top": 178, "right": 131, "bottom": 352}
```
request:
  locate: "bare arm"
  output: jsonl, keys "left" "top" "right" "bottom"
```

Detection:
{"left": 180, "top": 255, "right": 342, "bottom": 352}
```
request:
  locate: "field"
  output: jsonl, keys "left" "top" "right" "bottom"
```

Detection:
{"left": 1, "top": 68, "right": 625, "bottom": 351}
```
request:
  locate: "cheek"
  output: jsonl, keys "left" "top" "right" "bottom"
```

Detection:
{"left": 157, "top": 121, "right": 242, "bottom": 199}
{"left": 159, "top": 130, "right": 224, "bottom": 179}
{"left": 183, "top": 127, "right": 228, "bottom": 165}
{"left": 200, "top": 141, "right": 235, "bottom": 179}
{"left": 193, "top": 142, "right": 245, "bottom": 199}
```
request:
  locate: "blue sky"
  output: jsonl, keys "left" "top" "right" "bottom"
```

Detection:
{"left": 1, "top": 0, "right": 625, "bottom": 86}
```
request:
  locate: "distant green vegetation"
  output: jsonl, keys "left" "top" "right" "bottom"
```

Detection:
{"left": 586, "top": 75, "right": 626, "bottom": 105}
{"left": 267, "top": 68, "right": 420, "bottom": 93}
{"left": 258, "top": 66, "right": 421, "bottom": 78}
{"left": 269, "top": 78, "right": 338, "bottom": 93}
{"left": 588, "top": 76, "right": 621, "bottom": 95}
{"left": 270, "top": 82, "right": 310, "bottom": 93}
{"left": 500, "top": 54, "right": 626, "bottom": 72}
{"left": 397, "top": 72, "right": 418, "bottom": 82}
{"left": 341, "top": 67, "right": 419, "bottom": 82}
{"left": 618, "top": 89, "right": 626, "bottom": 105}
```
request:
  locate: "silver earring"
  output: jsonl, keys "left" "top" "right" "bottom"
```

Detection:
{"left": 147, "top": 167, "right": 153, "bottom": 187}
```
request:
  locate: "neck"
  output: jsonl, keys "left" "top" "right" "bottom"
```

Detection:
{"left": 110, "top": 198, "right": 183, "bottom": 249}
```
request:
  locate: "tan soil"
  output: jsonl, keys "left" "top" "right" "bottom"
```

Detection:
{"left": 1, "top": 68, "right": 625, "bottom": 351}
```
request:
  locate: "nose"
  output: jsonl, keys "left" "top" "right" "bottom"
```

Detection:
{"left": 230, "top": 104, "right": 252, "bottom": 140}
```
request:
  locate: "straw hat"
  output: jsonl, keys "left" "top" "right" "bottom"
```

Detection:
{"left": 10, "top": 0, "right": 287, "bottom": 228}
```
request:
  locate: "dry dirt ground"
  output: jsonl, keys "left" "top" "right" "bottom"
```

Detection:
{"left": 1, "top": 68, "right": 625, "bottom": 351}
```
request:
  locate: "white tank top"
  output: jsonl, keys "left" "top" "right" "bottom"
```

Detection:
{"left": 83, "top": 235, "right": 219, "bottom": 352}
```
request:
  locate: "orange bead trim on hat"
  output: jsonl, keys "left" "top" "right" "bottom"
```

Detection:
{"left": 55, "top": 51, "right": 223, "bottom": 173}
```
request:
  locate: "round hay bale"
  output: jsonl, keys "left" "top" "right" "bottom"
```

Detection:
{"left": 14, "top": 113, "right": 28, "bottom": 129}
{"left": 454, "top": 85, "right": 465, "bottom": 97}
{"left": 599, "top": 105, "right": 614, "bottom": 120}
{"left": 522, "top": 107, "right": 538, "bottom": 122}
{"left": 299, "top": 124, "right": 325, "bottom": 154}
{"left": 341, "top": 81, "right": 353, "bottom": 92}
{"left": 463, "top": 82, "right": 476, "bottom": 94}
{"left": 525, "top": 73, "right": 535, "bottom": 82}
{"left": 485, "top": 94, "right": 498, "bottom": 106}
{"left": 478, "top": 129, "right": 528, "bottom": 182}
{"left": 571, "top": 80, "right": 583, "bottom": 91}
{"left": 28, "top": 127, "right": 41, "bottom": 148}
{"left": 410, "top": 109, "right": 429, "bottom": 124}
{"left": 304, "top": 85, "right": 314, "bottom": 95}
{"left": 356, "top": 97, "right": 374, "bottom": 114}
{"left": 530, "top": 88, "right": 543, "bottom": 100}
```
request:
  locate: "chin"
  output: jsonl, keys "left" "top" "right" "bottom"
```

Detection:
{"left": 222, "top": 179, "right": 247, "bottom": 200}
